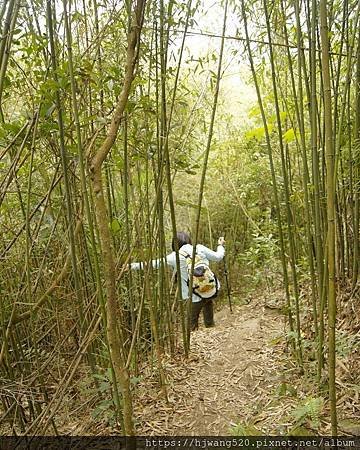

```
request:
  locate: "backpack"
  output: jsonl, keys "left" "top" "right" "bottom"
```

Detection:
{"left": 179, "top": 250, "right": 219, "bottom": 299}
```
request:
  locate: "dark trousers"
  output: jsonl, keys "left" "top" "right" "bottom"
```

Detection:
{"left": 191, "top": 298, "right": 215, "bottom": 331}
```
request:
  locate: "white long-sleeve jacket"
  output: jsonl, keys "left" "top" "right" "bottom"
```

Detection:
{"left": 130, "top": 243, "right": 225, "bottom": 303}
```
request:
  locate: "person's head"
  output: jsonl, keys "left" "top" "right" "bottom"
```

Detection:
{"left": 172, "top": 231, "right": 191, "bottom": 251}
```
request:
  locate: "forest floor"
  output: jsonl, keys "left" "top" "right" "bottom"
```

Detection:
{"left": 57, "top": 287, "right": 359, "bottom": 436}
{"left": 1, "top": 283, "right": 358, "bottom": 436}
{"left": 132, "top": 292, "right": 312, "bottom": 436}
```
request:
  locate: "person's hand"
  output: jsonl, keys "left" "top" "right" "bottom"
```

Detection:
{"left": 122, "top": 264, "right": 130, "bottom": 273}
{"left": 218, "top": 236, "right": 225, "bottom": 246}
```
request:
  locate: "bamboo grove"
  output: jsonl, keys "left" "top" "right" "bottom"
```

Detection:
{"left": 0, "top": 0, "right": 359, "bottom": 436}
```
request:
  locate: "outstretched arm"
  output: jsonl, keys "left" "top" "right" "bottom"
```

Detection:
{"left": 200, "top": 237, "right": 225, "bottom": 261}
{"left": 130, "top": 252, "right": 176, "bottom": 270}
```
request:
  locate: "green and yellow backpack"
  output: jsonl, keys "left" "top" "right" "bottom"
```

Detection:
{"left": 179, "top": 250, "right": 219, "bottom": 299}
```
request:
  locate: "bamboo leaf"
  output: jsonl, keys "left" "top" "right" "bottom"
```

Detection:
{"left": 283, "top": 128, "right": 296, "bottom": 143}
{"left": 110, "top": 218, "right": 121, "bottom": 233}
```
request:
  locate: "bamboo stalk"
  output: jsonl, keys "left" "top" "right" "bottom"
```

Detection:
{"left": 240, "top": 0, "right": 295, "bottom": 346}
{"left": 263, "top": 0, "right": 303, "bottom": 366}
{"left": 89, "top": 0, "right": 145, "bottom": 434}
{"left": 319, "top": 0, "right": 338, "bottom": 433}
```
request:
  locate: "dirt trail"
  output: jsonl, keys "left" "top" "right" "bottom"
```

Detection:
{"left": 135, "top": 297, "right": 288, "bottom": 435}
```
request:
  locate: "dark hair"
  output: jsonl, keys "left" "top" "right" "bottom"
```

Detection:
{"left": 172, "top": 231, "right": 191, "bottom": 251}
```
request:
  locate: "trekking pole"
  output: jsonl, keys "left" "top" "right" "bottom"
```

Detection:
{"left": 222, "top": 241, "right": 233, "bottom": 313}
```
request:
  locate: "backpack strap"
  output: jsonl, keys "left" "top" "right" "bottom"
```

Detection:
{"left": 178, "top": 249, "right": 198, "bottom": 288}
{"left": 178, "top": 249, "right": 191, "bottom": 259}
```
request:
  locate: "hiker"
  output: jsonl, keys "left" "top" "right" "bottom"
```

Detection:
{"left": 130, "top": 231, "right": 225, "bottom": 330}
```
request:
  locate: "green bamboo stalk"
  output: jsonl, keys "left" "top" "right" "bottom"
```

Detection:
{"left": 352, "top": 28, "right": 360, "bottom": 289}
{"left": 0, "top": 0, "right": 8, "bottom": 28}
{"left": 307, "top": 0, "right": 327, "bottom": 380}
{"left": 263, "top": 0, "right": 303, "bottom": 365}
{"left": 123, "top": 114, "right": 136, "bottom": 336}
{"left": 0, "top": 0, "right": 17, "bottom": 121}
{"left": 333, "top": 3, "right": 360, "bottom": 282}
{"left": 240, "top": 0, "right": 295, "bottom": 346}
{"left": 25, "top": 112, "right": 40, "bottom": 307}
{"left": 319, "top": 0, "right": 338, "bottom": 433}
{"left": 62, "top": 0, "right": 122, "bottom": 419}
{"left": 46, "top": 0, "right": 84, "bottom": 328}
{"left": 282, "top": 0, "right": 318, "bottom": 341}
{"left": 191, "top": 0, "right": 228, "bottom": 349}
{"left": 160, "top": 0, "right": 193, "bottom": 355}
